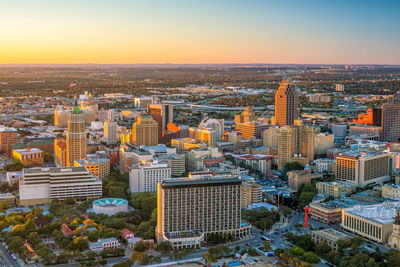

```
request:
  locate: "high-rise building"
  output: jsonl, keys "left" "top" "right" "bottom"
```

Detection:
{"left": 198, "top": 118, "right": 224, "bottom": 141}
{"left": 288, "top": 169, "right": 311, "bottom": 191}
{"left": 189, "top": 127, "right": 216, "bottom": 147}
{"left": 129, "top": 160, "right": 171, "bottom": 193}
{"left": 274, "top": 80, "right": 299, "bottom": 126}
{"left": 278, "top": 122, "right": 315, "bottom": 170}
{"left": 147, "top": 104, "right": 173, "bottom": 142}
{"left": 373, "top": 108, "right": 382, "bottom": 127}
{"left": 119, "top": 143, "right": 153, "bottom": 173}
{"left": 104, "top": 121, "right": 118, "bottom": 145}
{"left": 66, "top": 106, "right": 87, "bottom": 166}
{"left": 382, "top": 93, "right": 400, "bottom": 142}
{"left": 332, "top": 124, "right": 347, "bottom": 137}
{"left": 99, "top": 109, "right": 115, "bottom": 123}
{"left": 19, "top": 166, "right": 102, "bottom": 206}
{"left": 234, "top": 107, "right": 256, "bottom": 125}
{"left": 314, "top": 133, "right": 334, "bottom": 157}
{"left": 335, "top": 151, "right": 389, "bottom": 187}
{"left": 156, "top": 176, "right": 250, "bottom": 249}
{"left": 132, "top": 115, "right": 159, "bottom": 146}
{"left": 236, "top": 121, "right": 269, "bottom": 140}
{"left": 262, "top": 126, "right": 280, "bottom": 147}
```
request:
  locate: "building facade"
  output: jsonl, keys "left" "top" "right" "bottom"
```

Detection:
{"left": 132, "top": 115, "right": 159, "bottom": 146}
{"left": 274, "top": 80, "right": 299, "bottom": 126}
{"left": 66, "top": 106, "right": 87, "bottom": 166}
{"left": 129, "top": 160, "right": 171, "bottom": 193}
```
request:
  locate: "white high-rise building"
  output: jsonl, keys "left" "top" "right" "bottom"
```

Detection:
{"left": 104, "top": 121, "right": 118, "bottom": 145}
{"left": 198, "top": 118, "right": 224, "bottom": 141}
{"left": 99, "top": 109, "right": 115, "bottom": 123}
{"left": 129, "top": 160, "right": 171, "bottom": 193}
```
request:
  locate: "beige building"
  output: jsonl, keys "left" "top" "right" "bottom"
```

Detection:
{"left": 308, "top": 94, "right": 331, "bottom": 104}
{"left": 147, "top": 104, "right": 173, "bottom": 142}
{"left": 187, "top": 147, "right": 222, "bottom": 171}
{"left": 19, "top": 166, "right": 102, "bottom": 206}
{"left": 104, "top": 120, "right": 118, "bottom": 145}
{"left": 157, "top": 153, "right": 186, "bottom": 177}
{"left": 241, "top": 178, "right": 262, "bottom": 208}
{"left": 311, "top": 229, "right": 352, "bottom": 251}
{"left": 156, "top": 176, "right": 250, "bottom": 248}
{"left": 287, "top": 169, "right": 311, "bottom": 191}
{"left": 342, "top": 203, "right": 400, "bottom": 244}
{"left": 274, "top": 80, "right": 299, "bottom": 126}
{"left": 0, "top": 127, "right": 18, "bottom": 152}
{"left": 316, "top": 182, "right": 343, "bottom": 198}
{"left": 309, "top": 202, "right": 344, "bottom": 224}
{"left": 132, "top": 115, "right": 159, "bottom": 146}
{"left": 278, "top": 122, "right": 315, "bottom": 170}
{"left": 335, "top": 151, "right": 389, "bottom": 187}
{"left": 314, "top": 133, "right": 334, "bottom": 156}
{"left": 349, "top": 125, "right": 381, "bottom": 138}
{"left": 170, "top": 138, "right": 206, "bottom": 152}
{"left": 234, "top": 107, "right": 256, "bottom": 125}
{"left": 54, "top": 138, "right": 67, "bottom": 167}
{"left": 189, "top": 127, "right": 216, "bottom": 147}
{"left": 382, "top": 184, "right": 400, "bottom": 200}
{"left": 66, "top": 106, "right": 87, "bottom": 166}
{"left": 262, "top": 126, "right": 280, "bottom": 147}
{"left": 12, "top": 148, "right": 44, "bottom": 167}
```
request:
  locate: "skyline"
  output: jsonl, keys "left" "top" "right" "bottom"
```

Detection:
{"left": 1, "top": 0, "right": 399, "bottom": 64}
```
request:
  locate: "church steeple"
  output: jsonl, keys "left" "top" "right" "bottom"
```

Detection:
{"left": 395, "top": 207, "right": 400, "bottom": 225}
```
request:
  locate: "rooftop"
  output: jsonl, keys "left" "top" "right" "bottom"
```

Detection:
{"left": 75, "top": 158, "right": 109, "bottom": 165}
{"left": 344, "top": 202, "right": 400, "bottom": 225}
{"left": 161, "top": 176, "right": 241, "bottom": 187}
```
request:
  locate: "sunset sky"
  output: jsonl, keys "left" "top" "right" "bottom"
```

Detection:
{"left": 1, "top": 0, "right": 399, "bottom": 64}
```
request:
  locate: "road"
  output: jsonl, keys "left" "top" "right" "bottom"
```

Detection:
{"left": 0, "top": 243, "right": 20, "bottom": 267}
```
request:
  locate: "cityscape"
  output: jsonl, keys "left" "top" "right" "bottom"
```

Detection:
{"left": 0, "top": 1, "right": 400, "bottom": 267}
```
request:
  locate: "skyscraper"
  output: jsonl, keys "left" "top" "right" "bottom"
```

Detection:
{"left": 274, "top": 80, "right": 299, "bottom": 126}
{"left": 382, "top": 93, "right": 400, "bottom": 142}
{"left": 104, "top": 120, "right": 118, "bottom": 145}
{"left": 278, "top": 122, "right": 314, "bottom": 170}
{"left": 132, "top": 115, "right": 159, "bottom": 146}
{"left": 234, "top": 107, "right": 256, "bottom": 125}
{"left": 66, "top": 106, "right": 87, "bottom": 166}
{"left": 147, "top": 104, "right": 173, "bottom": 143}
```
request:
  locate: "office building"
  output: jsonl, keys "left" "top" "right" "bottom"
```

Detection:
{"left": 373, "top": 108, "right": 382, "bottom": 127}
{"left": 99, "top": 109, "right": 114, "bottom": 123}
{"left": 234, "top": 107, "right": 256, "bottom": 125}
{"left": 0, "top": 126, "right": 17, "bottom": 152}
{"left": 170, "top": 138, "right": 206, "bottom": 152}
{"left": 342, "top": 203, "right": 400, "bottom": 244}
{"left": 74, "top": 158, "right": 110, "bottom": 180}
{"left": 332, "top": 124, "right": 347, "bottom": 137}
{"left": 349, "top": 125, "right": 381, "bottom": 138}
{"left": 241, "top": 178, "right": 262, "bottom": 208}
{"left": 12, "top": 148, "right": 44, "bottom": 167}
{"left": 278, "top": 122, "right": 315, "bottom": 170}
{"left": 156, "top": 176, "right": 250, "bottom": 248}
{"left": 311, "top": 229, "right": 352, "bottom": 251}
{"left": 287, "top": 169, "right": 311, "bottom": 192}
{"left": 314, "top": 158, "right": 335, "bottom": 173}
{"left": 308, "top": 94, "right": 331, "bottom": 104}
{"left": 132, "top": 115, "right": 159, "bottom": 146}
{"left": 314, "top": 133, "right": 334, "bottom": 157}
{"left": 274, "top": 80, "right": 299, "bottom": 126}
{"left": 335, "top": 151, "right": 389, "bottom": 187}
{"left": 19, "top": 166, "right": 102, "bottom": 206}
{"left": 119, "top": 143, "right": 153, "bottom": 173}
{"left": 157, "top": 153, "right": 185, "bottom": 177}
{"left": 134, "top": 97, "right": 153, "bottom": 109}
{"left": 66, "top": 106, "right": 87, "bottom": 166}
{"left": 198, "top": 118, "right": 224, "bottom": 141}
{"left": 262, "top": 126, "right": 280, "bottom": 147}
{"left": 382, "top": 184, "right": 400, "bottom": 200}
{"left": 104, "top": 120, "right": 118, "bottom": 145}
{"left": 129, "top": 160, "right": 171, "bottom": 193}
{"left": 147, "top": 104, "right": 173, "bottom": 142}
{"left": 189, "top": 127, "right": 216, "bottom": 147}
{"left": 316, "top": 182, "right": 343, "bottom": 198}
{"left": 236, "top": 121, "right": 268, "bottom": 140}
{"left": 187, "top": 147, "right": 222, "bottom": 171}
{"left": 382, "top": 93, "right": 400, "bottom": 142}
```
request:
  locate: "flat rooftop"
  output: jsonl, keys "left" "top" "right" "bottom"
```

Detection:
{"left": 161, "top": 176, "right": 241, "bottom": 187}
{"left": 313, "top": 228, "right": 352, "bottom": 242}
{"left": 344, "top": 202, "right": 400, "bottom": 225}
{"left": 24, "top": 166, "right": 88, "bottom": 174}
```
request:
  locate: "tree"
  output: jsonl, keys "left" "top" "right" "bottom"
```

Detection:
{"left": 134, "top": 240, "right": 150, "bottom": 252}
{"left": 64, "top": 197, "right": 75, "bottom": 205}
{"left": 44, "top": 152, "right": 54, "bottom": 163}
{"left": 282, "top": 162, "right": 304, "bottom": 173}
{"left": 280, "top": 206, "right": 292, "bottom": 217}
{"left": 336, "top": 239, "right": 351, "bottom": 253}
{"left": 3, "top": 162, "right": 24, "bottom": 171}
{"left": 7, "top": 236, "right": 24, "bottom": 255}
{"left": 255, "top": 217, "right": 273, "bottom": 230}
{"left": 289, "top": 246, "right": 305, "bottom": 256}
{"left": 202, "top": 252, "right": 215, "bottom": 263}
{"left": 27, "top": 232, "right": 42, "bottom": 246}
{"left": 315, "top": 241, "right": 332, "bottom": 255}
{"left": 73, "top": 237, "right": 89, "bottom": 251}
{"left": 155, "top": 241, "right": 173, "bottom": 254}
{"left": 112, "top": 262, "right": 130, "bottom": 267}
{"left": 302, "top": 251, "right": 320, "bottom": 264}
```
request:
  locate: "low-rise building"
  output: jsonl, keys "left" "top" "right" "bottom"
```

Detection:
{"left": 89, "top": 237, "right": 120, "bottom": 252}
{"left": 287, "top": 169, "right": 311, "bottom": 192}
{"left": 129, "top": 160, "right": 171, "bottom": 193}
{"left": 0, "top": 193, "right": 17, "bottom": 207}
{"left": 316, "top": 182, "right": 343, "bottom": 198}
{"left": 311, "top": 229, "right": 352, "bottom": 251}
{"left": 12, "top": 148, "right": 44, "bottom": 167}
{"left": 314, "top": 158, "right": 335, "bottom": 173}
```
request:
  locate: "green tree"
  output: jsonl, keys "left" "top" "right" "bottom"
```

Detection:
{"left": 134, "top": 240, "right": 150, "bottom": 252}
{"left": 73, "top": 236, "right": 89, "bottom": 251}
{"left": 155, "top": 241, "right": 173, "bottom": 254}
{"left": 27, "top": 232, "right": 42, "bottom": 246}
{"left": 315, "top": 241, "right": 332, "bottom": 255}
{"left": 302, "top": 251, "right": 320, "bottom": 264}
